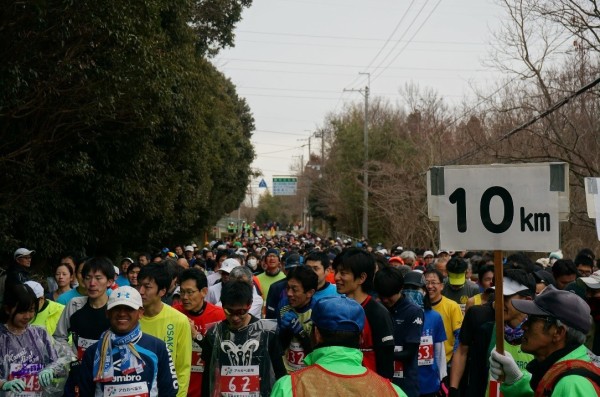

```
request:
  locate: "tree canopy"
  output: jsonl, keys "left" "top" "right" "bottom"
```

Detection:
{"left": 0, "top": 0, "right": 254, "bottom": 258}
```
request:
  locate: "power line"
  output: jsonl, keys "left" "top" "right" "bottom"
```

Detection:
{"left": 220, "top": 67, "right": 489, "bottom": 80}
{"left": 345, "top": 0, "right": 417, "bottom": 89}
{"left": 252, "top": 141, "right": 300, "bottom": 147}
{"left": 238, "top": 93, "right": 341, "bottom": 100}
{"left": 234, "top": 38, "right": 484, "bottom": 53}
{"left": 236, "top": 30, "right": 486, "bottom": 46}
{"left": 369, "top": 0, "right": 432, "bottom": 83}
{"left": 372, "top": 0, "right": 443, "bottom": 83}
{"left": 216, "top": 57, "right": 488, "bottom": 72}
{"left": 446, "top": 76, "right": 600, "bottom": 165}
{"left": 254, "top": 129, "right": 309, "bottom": 136}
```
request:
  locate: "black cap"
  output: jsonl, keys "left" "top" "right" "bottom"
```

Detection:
{"left": 285, "top": 253, "right": 302, "bottom": 269}
{"left": 447, "top": 257, "right": 468, "bottom": 274}
{"left": 512, "top": 287, "right": 592, "bottom": 334}
{"left": 403, "top": 271, "right": 425, "bottom": 288}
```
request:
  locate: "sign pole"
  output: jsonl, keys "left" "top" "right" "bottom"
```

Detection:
{"left": 494, "top": 250, "right": 504, "bottom": 355}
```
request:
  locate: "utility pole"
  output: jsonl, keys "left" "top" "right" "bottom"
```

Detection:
{"left": 344, "top": 72, "right": 370, "bottom": 240}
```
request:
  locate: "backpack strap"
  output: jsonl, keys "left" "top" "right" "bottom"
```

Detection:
{"left": 535, "top": 359, "right": 600, "bottom": 397}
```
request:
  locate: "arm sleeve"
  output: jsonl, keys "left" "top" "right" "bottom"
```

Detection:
{"left": 393, "top": 342, "right": 419, "bottom": 362}
{"left": 269, "top": 331, "right": 287, "bottom": 379}
{"left": 157, "top": 343, "right": 178, "bottom": 397}
{"left": 53, "top": 300, "right": 75, "bottom": 342}
{"left": 375, "top": 345, "right": 395, "bottom": 380}
{"left": 200, "top": 330, "right": 215, "bottom": 397}
{"left": 373, "top": 306, "right": 395, "bottom": 380}
{"left": 435, "top": 342, "right": 447, "bottom": 379}
{"left": 175, "top": 318, "right": 192, "bottom": 397}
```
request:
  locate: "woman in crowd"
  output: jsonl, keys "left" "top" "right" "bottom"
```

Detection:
{"left": 0, "top": 284, "right": 67, "bottom": 396}
{"left": 47, "top": 262, "right": 73, "bottom": 302}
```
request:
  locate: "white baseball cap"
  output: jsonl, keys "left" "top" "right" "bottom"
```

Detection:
{"left": 107, "top": 286, "right": 143, "bottom": 310}
{"left": 184, "top": 245, "right": 194, "bottom": 252}
{"left": 14, "top": 248, "right": 35, "bottom": 259}
{"left": 220, "top": 258, "right": 241, "bottom": 274}
{"left": 24, "top": 281, "right": 44, "bottom": 298}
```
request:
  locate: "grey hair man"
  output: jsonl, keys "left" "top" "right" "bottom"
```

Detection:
{"left": 489, "top": 287, "right": 596, "bottom": 396}
{"left": 206, "top": 262, "right": 264, "bottom": 317}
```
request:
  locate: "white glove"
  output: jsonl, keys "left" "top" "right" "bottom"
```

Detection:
{"left": 489, "top": 348, "right": 523, "bottom": 385}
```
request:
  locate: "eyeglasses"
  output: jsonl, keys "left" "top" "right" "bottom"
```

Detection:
{"left": 223, "top": 306, "right": 250, "bottom": 317}
{"left": 179, "top": 289, "right": 199, "bottom": 297}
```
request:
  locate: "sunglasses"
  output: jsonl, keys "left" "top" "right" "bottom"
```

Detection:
{"left": 223, "top": 306, "right": 251, "bottom": 317}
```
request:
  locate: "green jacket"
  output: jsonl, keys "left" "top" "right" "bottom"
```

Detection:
{"left": 500, "top": 344, "right": 597, "bottom": 396}
{"left": 271, "top": 346, "right": 407, "bottom": 397}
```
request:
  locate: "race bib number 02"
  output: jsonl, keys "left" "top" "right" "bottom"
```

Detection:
{"left": 191, "top": 345, "right": 204, "bottom": 373}
{"left": 219, "top": 365, "right": 260, "bottom": 397}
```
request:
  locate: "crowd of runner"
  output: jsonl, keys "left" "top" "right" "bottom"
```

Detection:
{"left": 1, "top": 233, "right": 600, "bottom": 396}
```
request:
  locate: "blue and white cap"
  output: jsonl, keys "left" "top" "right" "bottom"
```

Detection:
{"left": 108, "top": 286, "right": 143, "bottom": 310}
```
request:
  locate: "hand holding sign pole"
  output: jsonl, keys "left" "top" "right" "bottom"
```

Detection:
{"left": 427, "top": 163, "right": 569, "bottom": 372}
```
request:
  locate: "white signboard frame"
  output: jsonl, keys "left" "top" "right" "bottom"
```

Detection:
{"left": 427, "top": 163, "right": 569, "bottom": 251}
{"left": 584, "top": 177, "right": 600, "bottom": 240}
{"left": 272, "top": 176, "right": 297, "bottom": 196}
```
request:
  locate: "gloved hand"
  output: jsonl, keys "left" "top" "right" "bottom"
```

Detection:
{"left": 39, "top": 368, "right": 54, "bottom": 387}
{"left": 281, "top": 311, "right": 303, "bottom": 335}
{"left": 489, "top": 348, "right": 523, "bottom": 385}
{"left": 448, "top": 387, "right": 460, "bottom": 397}
{"left": 2, "top": 379, "right": 26, "bottom": 392}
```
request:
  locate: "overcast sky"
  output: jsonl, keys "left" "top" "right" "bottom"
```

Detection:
{"left": 213, "top": 0, "right": 508, "bottom": 202}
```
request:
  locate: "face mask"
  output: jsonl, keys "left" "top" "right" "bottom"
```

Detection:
{"left": 404, "top": 289, "right": 425, "bottom": 309}
{"left": 247, "top": 258, "right": 258, "bottom": 270}
{"left": 504, "top": 318, "right": 526, "bottom": 344}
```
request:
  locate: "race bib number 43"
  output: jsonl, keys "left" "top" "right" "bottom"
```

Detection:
{"left": 9, "top": 363, "right": 43, "bottom": 397}
{"left": 219, "top": 365, "right": 260, "bottom": 397}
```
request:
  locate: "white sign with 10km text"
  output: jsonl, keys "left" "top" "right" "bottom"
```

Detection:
{"left": 427, "top": 163, "right": 569, "bottom": 252}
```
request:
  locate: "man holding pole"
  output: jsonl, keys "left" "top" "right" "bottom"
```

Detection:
{"left": 489, "top": 287, "right": 599, "bottom": 396}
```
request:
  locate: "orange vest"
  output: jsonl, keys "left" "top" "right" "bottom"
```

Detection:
{"left": 291, "top": 364, "right": 398, "bottom": 397}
